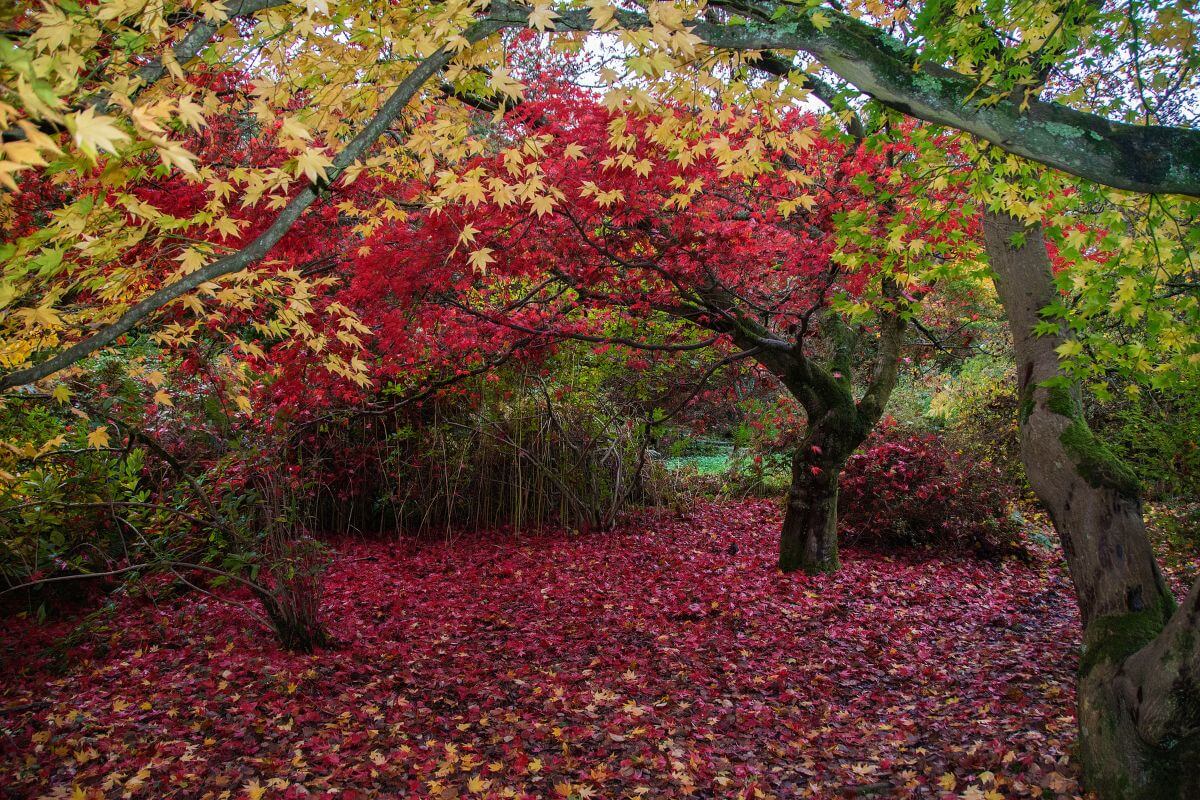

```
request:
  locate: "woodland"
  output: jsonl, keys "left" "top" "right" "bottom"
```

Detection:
{"left": 0, "top": 0, "right": 1198, "bottom": 798}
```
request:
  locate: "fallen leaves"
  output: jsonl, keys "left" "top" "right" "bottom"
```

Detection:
{"left": 1, "top": 501, "right": 1087, "bottom": 798}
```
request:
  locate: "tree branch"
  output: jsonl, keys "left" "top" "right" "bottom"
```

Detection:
{"left": 0, "top": 18, "right": 503, "bottom": 391}
{"left": 486, "top": 0, "right": 1200, "bottom": 196}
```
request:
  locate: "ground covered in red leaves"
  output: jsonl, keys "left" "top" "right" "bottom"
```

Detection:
{"left": 2, "top": 501, "right": 1088, "bottom": 799}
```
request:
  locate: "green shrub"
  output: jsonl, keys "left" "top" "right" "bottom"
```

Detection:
{"left": 928, "top": 354, "right": 1027, "bottom": 493}
{"left": 1090, "top": 389, "right": 1200, "bottom": 500}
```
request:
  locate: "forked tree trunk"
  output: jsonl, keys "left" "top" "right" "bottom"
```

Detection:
{"left": 983, "top": 211, "right": 1200, "bottom": 799}
{"left": 779, "top": 401, "right": 866, "bottom": 574}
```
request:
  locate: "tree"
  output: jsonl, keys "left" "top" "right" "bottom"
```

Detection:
{"left": 596, "top": 0, "right": 1200, "bottom": 789}
{"left": 4, "top": 0, "right": 1195, "bottom": 391}
{"left": 480, "top": 0, "right": 1200, "bottom": 196}
{"left": 353, "top": 90, "right": 977, "bottom": 572}
{"left": 981, "top": 201, "right": 1198, "bottom": 798}
{"left": 3, "top": 2, "right": 1197, "bottom": 794}
{"left": 0, "top": 0, "right": 509, "bottom": 390}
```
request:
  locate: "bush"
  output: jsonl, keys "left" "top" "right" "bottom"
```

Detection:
{"left": 928, "top": 354, "right": 1027, "bottom": 493}
{"left": 1090, "top": 389, "right": 1200, "bottom": 501}
{"left": 838, "top": 424, "right": 1025, "bottom": 557}
{"left": 1144, "top": 501, "right": 1200, "bottom": 586}
{"left": 379, "top": 387, "right": 649, "bottom": 534}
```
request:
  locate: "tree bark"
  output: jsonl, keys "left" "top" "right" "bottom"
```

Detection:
{"left": 982, "top": 210, "right": 1200, "bottom": 799}
{"left": 731, "top": 294, "right": 904, "bottom": 575}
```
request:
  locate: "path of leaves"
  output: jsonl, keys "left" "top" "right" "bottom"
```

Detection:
{"left": 2, "top": 501, "right": 1085, "bottom": 799}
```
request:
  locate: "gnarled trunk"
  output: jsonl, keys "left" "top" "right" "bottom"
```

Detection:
{"left": 983, "top": 211, "right": 1200, "bottom": 799}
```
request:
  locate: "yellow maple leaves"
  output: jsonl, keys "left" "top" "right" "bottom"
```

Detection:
{"left": 294, "top": 148, "right": 335, "bottom": 184}
{"left": 86, "top": 426, "right": 111, "bottom": 449}
{"left": 14, "top": 304, "right": 63, "bottom": 331}
{"left": 579, "top": 181, "right": 626, "bottom": 208}
{"left": 586, "top": 0, "right": 619, "bottom": 31}
{"left": 68, "top": 108, "right": 129, "bottom": 159}
{"left": 468, "top": 247, "right": 496, "bottom": 272}
{"left": 488, "top": 67, "right": 526, "bottom": 101}
{"left": 527, "top": 4, "right": 560, "bottom": 32}
{"left": 777, "top": 194, "right": 818, "bottom": 219}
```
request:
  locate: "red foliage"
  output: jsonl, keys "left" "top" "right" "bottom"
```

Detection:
{"left": 2, "top": 502, "right": 1082, "bottom": 798}
{"left": 839, "top": 424, "right": 1023, "bottom": 556}
{"left": 341, "top": 90, "right": 968, "bottom": 353}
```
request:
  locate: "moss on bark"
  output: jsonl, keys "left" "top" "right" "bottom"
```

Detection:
{"left": 1080, "top": 592, "right": 1176, "bottom": 677}
{"left": 1060, "top": 420, "right": 1142, "bottom": 498}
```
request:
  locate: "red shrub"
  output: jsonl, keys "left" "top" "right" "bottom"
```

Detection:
{"left": 839, "top": 424, "right": 1025, "bottom": 557}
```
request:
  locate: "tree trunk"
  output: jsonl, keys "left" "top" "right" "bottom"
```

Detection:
{"left": 721, "top": 286, "right": 905, "bottom": 575}
{"left": 778, "top": 401, "right": 865, "bottom": 574}
{"left": 983, "top": 210, "right": 1200, "bottom": 799}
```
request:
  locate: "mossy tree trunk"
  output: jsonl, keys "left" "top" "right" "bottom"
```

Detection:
{"left": 778, "top": 398, "right": 868, "bottom": 574}
{"left": 726, "top": 301, "right": 904, "bottom": 575}
{"left": 983, "top": 211, "right": 1200, "bottom": 799}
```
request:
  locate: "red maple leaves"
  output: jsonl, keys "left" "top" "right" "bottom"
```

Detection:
{"left": 2, "top": 502, "right": 1084, "bottom": 799}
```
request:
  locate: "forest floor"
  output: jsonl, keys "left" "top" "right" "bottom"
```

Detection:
{"left": 0, "top": 501, "right": 1104, "bottom": 799}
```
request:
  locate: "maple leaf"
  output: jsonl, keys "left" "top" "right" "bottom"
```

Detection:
{"left": 810, "top": 10, "right": 833, "bottom": 31}
{"left": 131, "top": 103, "right": 168, "bottom": 134}
{"left": 458, "top": 223, "right": 480, "bottom": 246}
{"left": 176, "top": 247, "right": 209, "bottom": 273}
{"left": 527, "top": 4, "right": 560, "bottom": 31}
{"left": 279, "top": 116, "right": 313, "bottom": 142}
{"left": 176, "top": 96, "right": 207, "bottom": 131}
{"left": 242, "top": 779, "right": 267, "bottom": 800}
{"left": 157, "top": 142, "right": 199, "bottom": 176}
{"left": 468, "top": 247, "right": 495, "bottom": 272}
{"left": 488, "top": 67, "right": 526, "bottom": 100}
{"left": 4, "top": 140, "right": 48, "bottom": 167}
{"left": 16, "top": 303, "right": 63, "bottom": 330}
{"left": 213, "top": 216, "right": 245, "bottom": 240}
{"left": 69, "top": 108, "right": 130, "bottom": 158}
{"left": 529, "top": 194, "right": 556, "bottom": 217}
{"left": 460, "top": 177, "right": 488, "bottom": 206}
{"left": 0, "top": 159, "right": 28, "bottom": 191}
{"left": 86, "top": 426, "right": 111, "bottom": 449}
{"left": 586, "top": 0, "right": 618, "bottom": 29}
{"left": 295, "top": 148, "right": 335, "bottom": 184}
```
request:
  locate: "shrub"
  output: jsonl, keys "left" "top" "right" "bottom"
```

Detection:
{"left": 838, "top": 424, "right": 1025, "bottom": 558}
{"left": 928, "top": 354, "right": 1027, "bottom": 493}
{"left": 245, "top": 470, "right": 329, "bottom": 652}
{"left": 1144, "top": 501, "right": 1200, "bottom": 586}
{"left": 1090, "top": 389, "right": 1200, "bottom": 501}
